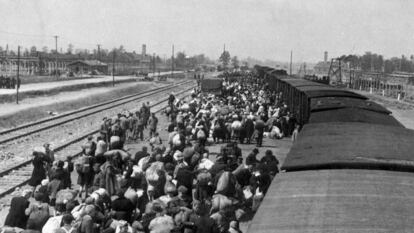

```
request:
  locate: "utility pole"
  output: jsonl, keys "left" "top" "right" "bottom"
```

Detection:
{"left": 54, "top": 35, "right": 58, "bottom": 78}
{"left": 16, "top": 46, "right": 20, "bottom": 104}
{"left": 97, "top": 44, "right": 101, "bottom": 61}
{"left": 304, "top": 62, "right": 307, "bottom": 76}
{"left": 171, "top": 44, "right": 174, "bottom": 78}
{"left": 112, "top": 50, "right": 116, "bottom": 87}
{"left": 5, "top": 44, "right": 8, "bottom": 76}
{"left": 153, "top": 53, "right": 156, "bottom": 77}
{"left": 289, "top": 50, "right": 293, "bottom": 76}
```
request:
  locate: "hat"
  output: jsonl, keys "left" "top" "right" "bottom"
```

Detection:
{"left": 253, "top": 148, "right": 259, "bottom": 153}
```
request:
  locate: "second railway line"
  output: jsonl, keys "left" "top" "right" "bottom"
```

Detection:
{"left": 0, "top": 81, "right": 196, "bottom": 178}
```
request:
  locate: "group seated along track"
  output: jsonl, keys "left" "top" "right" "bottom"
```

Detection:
{"left": 0, "top": 83, "right": 196, "bottom": 198}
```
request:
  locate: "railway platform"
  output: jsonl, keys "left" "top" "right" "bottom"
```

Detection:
{"left": 0, "top": 71, "right": 186, "bottom": 97}
{"left": 0, "top": 76, "right": 139, "bottom": 96}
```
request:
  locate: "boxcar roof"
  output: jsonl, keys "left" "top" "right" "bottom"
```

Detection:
{"left": 282, "top": 78, "right": 326, "bottom": 87}
{"left": 282, "top": 122, "right": 414, "bottom": 172}
{"left": 247, "top": 169, "right": 414, "bottom": 233}
{"left": 297, "top": 86, "right": 367, "bottom": 99}
{"left": 309, "top": 108, "right": 403, "bottom": 127}
{"left": 310, "top": 97, "right": 391, "bottom": 114}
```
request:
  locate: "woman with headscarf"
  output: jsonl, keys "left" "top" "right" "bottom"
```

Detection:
{"left": 29, "top": 151, "right": 48, "bottom": 193}
{"left": 4, "top": 189, "right": 32, "bottom": 229}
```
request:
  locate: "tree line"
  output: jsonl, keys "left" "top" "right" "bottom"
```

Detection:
{"left": 0, "top": 44, "right": 216, "bottom": 70}
{"left": 340, "top": 52, "right": 414, "bottom": 74}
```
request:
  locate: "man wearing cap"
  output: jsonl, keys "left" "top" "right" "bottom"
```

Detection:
{"left": 43, "top": 143, "right": 55, "bottom": 172}
{"left": 134, "top": 111, "right": 145, "bottom": 142}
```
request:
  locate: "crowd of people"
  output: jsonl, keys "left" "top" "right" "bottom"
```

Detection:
{"left": 0, "top": 76, "right": 20, "bottom": 89}
{"left": 3, "top": 73, "right": 299, "bottom": 233}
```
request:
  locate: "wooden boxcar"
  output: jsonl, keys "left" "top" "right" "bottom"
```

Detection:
{"left": 201, "top": 78, "right": 222, "bottom": 95}
{"left": 248, "top": 65, "right": 414, "bottom": 232}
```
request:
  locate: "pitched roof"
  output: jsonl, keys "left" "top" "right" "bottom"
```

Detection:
{"left": 68, "top": 60, "right": 107, "bottom": 66}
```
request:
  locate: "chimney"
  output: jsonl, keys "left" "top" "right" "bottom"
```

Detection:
{"left": 324, "top": 51, "right": 328, "bottom": 62}
{"left": 142, "top": 44, "right": 146, "bottom": 56}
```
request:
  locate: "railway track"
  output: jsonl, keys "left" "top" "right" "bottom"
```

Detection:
{"left": 0, "top": 80, "right": 193, "bottom": 144}
{"left": 0, "top": 81, "right": 195, "bottom": 174}
{"left": 0, "top": 81, "right": 196, "bottom": 199}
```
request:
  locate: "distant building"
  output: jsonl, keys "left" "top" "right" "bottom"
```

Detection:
{"left": 142, "top": 44, "right": 146, "bottom": 56}
{"left": 389, "top": 71, "right": 414, "bottom": 85}
{"left": 313, "top": 51, "right": 350, "bottom": 83}
{"left": 67, "top": 60, "right": 108, "bottom": 74}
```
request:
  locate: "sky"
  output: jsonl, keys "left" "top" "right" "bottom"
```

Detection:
{"left": 0, "top": 0, "right": 414, "bottom": 63}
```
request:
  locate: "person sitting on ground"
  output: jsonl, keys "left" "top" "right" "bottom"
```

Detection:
{"left": 25, "top": 192, "right": 51, "bottom": 231}
{"left": 245, "top": 148, "right": 259, "bottom": 167}
{"left": 111, "top": 189, "right": 135, "bottom": 223}
{"left": 55, "top": 214, "right": 76, "bottom": 233}
{"left": 260, "top": 150, "right": 279, "bottom": 177}
{"left": 4, "top": 189, "right": 32, "bottom": 229}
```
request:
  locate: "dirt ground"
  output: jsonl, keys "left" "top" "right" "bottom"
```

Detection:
{"left": 353, "top": 90, "right": 414, "bottom": 129}
{"left": 0, "top": 81, "right": 170, "bottom": 130}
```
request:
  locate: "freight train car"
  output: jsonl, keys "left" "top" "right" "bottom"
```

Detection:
{"left": 200, "top": 77, "right": 222, "bottom": 95}
{"left": 248, "top": 65, "right": 414, "bottom": 232}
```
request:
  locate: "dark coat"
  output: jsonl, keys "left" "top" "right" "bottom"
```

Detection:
{"left": 4, "top": 196, "right": 30, "bottom": 228}
{"left": 29, "top": 156, "right": 46, "bottom": 187}
{"left": 188, "top": 214, "right": 219, "bottom": 233}
{"left": 175, "top": 167, "right": 193, "bottom": 195}
{"left": 111, "top": 196, "right": 134, "bottom": 222}
{"left": 100, "top": 162, "right": 118, "bottom": 196}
